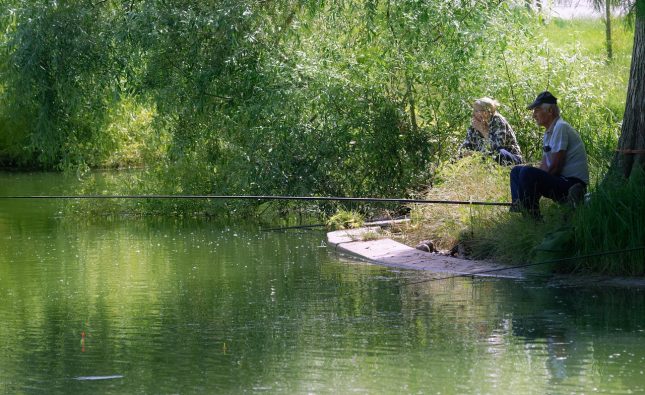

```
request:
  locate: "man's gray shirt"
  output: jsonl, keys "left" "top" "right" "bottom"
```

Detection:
{"left": 543, "top": 117, "right": 589, "bottom": 185}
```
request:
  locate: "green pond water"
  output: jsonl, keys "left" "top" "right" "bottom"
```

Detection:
{"left": 2, "top": 172, "right": 645, "bottom": 394}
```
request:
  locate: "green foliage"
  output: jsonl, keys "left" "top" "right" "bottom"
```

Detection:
{"left": 101, "top": 98, "right": 162, "bottom": 169}
{"left": 2, "top": 2, "right": 116, "bottom": 168}
{"left": 0, "top": 0, "right": 524, "bottom": 192}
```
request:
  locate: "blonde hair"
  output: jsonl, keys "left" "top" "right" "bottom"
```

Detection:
{"left": 473, "top": 97, "right": 500, "bottom": 114}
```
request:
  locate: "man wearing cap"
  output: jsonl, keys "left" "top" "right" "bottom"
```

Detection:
{"left": 509, "top": 91, "right": 589, "bottom": 218}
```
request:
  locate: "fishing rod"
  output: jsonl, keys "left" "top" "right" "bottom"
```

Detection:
{"left": 260, "top": 215, "right": 411, "bottom": 232}
{"left": 0, "top": 194, "right": 512, "bottom": 206}
{"left": 260, "top": 223, "right": 327, "bottom": 231}
{"left": 399, "top": 246, "right": 645, "bottom": 287}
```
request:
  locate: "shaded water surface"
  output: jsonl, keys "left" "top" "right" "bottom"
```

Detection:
{"left": 1, "top": 172, "right": 645, "bottom": 394}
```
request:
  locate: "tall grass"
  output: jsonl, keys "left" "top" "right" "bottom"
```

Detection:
{"left": 407, "top": 159, "right": 645, "bottom": 276}
{"left": 566, "top": 168, "right": 645, "bottom": 275}
{"left": 407, "top": 157, "right": 644, "bottom": 275}
{"left": 401, "top": 155, "right": 509, "bottom": 251}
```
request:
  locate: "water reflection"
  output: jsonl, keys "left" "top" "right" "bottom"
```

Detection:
{"left": 2, "top": 171, "right": 645, "bottom": 394}
{"left": 395, "top": 275, "right": 645, "bottom": 394}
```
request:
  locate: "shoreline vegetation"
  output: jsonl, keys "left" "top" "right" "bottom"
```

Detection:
{"left": 0, "top": 3, "right": 641, "bottom": 275}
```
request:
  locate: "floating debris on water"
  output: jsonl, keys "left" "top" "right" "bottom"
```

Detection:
{"left": 74, "top": 375, "right": 124, "bottom": 381}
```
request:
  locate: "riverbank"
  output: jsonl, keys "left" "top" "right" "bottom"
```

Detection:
{"left": 327, "top": 225, "right": 645, "bottom": 288}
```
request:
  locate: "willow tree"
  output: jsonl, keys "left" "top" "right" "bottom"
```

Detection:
{"left": 122, "top": 0, "right": 522, "bottom": 199}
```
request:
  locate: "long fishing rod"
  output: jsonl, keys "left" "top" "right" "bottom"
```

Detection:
{"left": 260, "top": 223, "right": 327, "bottom": 231}
{"left": 399, "top": 246, "right": 645, "bottom": 287}
{"left": 0, "top": 194, "right": 512, "bottom": 206}
{"left": 260, "top": 215, "right": 411, "bottom": 232}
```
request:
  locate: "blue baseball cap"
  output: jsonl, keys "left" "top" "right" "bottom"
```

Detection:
{"left": 527, "top": 91, "right": 557, "bottom": 109}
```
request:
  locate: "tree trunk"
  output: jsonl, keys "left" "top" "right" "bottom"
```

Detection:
{"left": 406, "top": 76, "right": 419, "bottom": 134}
{"left": 525, "top": 0, "right": 532, "bottom": 11}
{"left": 612, "top": 13, "right": 645, "bottom": 179}
{"left": 605, "top": 0, "right": 613, "bottom": 61}
{"left": 386, "top": 0, "right": 419, "bottom": 134}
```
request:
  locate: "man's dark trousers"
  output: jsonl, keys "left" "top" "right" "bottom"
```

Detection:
{"left": 510, "top": 165, "right": 583, "bottom": 216}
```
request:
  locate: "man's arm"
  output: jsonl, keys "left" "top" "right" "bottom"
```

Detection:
{"left": 544, "top": 122, "right": 569, "bottom": 175}
{"left": 539, "top": 155, "right": 548, "bottom": 171}
{"left": 545, "top": 150, "right": 566, "bottom": 175}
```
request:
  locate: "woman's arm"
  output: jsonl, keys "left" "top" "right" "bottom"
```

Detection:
{"left": 459, "top": 126, "right": 481, "bottom": 152}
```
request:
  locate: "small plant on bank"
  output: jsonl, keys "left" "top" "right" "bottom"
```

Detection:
{"left": 361, "top": 230, "right": 382, "bottom": 241}
{"left": 327, "top": 210, "right": 365, "bottom": 231}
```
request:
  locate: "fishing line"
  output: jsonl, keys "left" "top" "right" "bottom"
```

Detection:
{"left": 398, "top": 246, "right": 645, "bottom": 287}
{"left": 0, "top": 194, "right": 512, "bottom": 206}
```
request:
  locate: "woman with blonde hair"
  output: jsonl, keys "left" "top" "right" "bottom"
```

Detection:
{"left": 458, "top": 97, "right": 523, "bottom": 165}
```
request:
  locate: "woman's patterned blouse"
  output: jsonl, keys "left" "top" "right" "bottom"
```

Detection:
{"left": 459, "top": 112, "right": 523, "bottom": 163}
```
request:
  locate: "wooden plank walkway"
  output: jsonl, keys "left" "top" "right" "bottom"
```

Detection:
{"left": 327, "top": 227, "right": 527, "bottom": 279}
